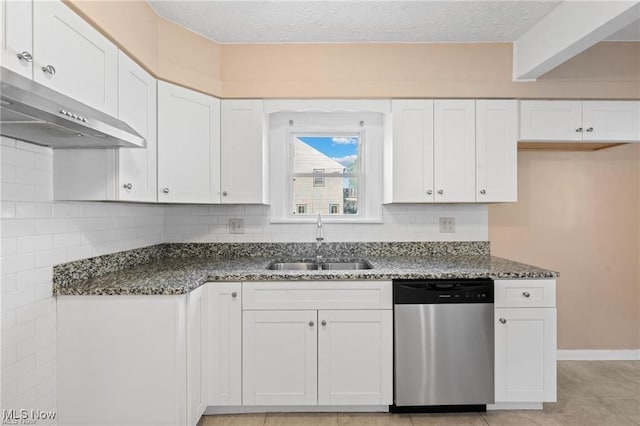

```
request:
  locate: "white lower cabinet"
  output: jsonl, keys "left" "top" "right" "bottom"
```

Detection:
{"left": 243, "top": 310, "right": 319, "bottom": 405}
{"left": 207, "top": 282, "right": 242, "bottom": 406}
{"left": 187, "top": 286, "right": 208, "bottom": 425}
{"left": 318, "top": 310, "right": 393, "bottom": 405}
{"left": 494, "top": 279, "right": 557, "bottom": 405}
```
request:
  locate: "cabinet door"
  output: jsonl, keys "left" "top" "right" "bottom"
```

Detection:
{"left": 243, "top": 310, "right": 317, "bottom": 405}
{"left": 434, "top": 100, "right": 476, "bottom": 202}
{"left": 33, "top": 0, "right": 117, "bottom": 115}
{"left": 221, "top": 100, "right": 266, "bottom": 204}
{"left": 157, "top": 81, "right": 221, "bottom": 203}
{"left": 187, "top": 286, "right": 207, "bottom": 425}
{"left": 118, "top": 52, "right": 157, "bottom": 202}
{"left": 520, "top": 101, "right": 582, "bottom": 141}
{"left": 495, "top": 308, "right": 557, "bottom": 403}
{"left": 387, "top": 100, "right": 434, "bottom": 202}
{"left": 1, "top": 0, "right": 33, "bottom": 78}
{"left": 476, "top": 100, "right": 517, "bottom": 202}
{"left": 582, "top": 101, "right": 640, "bottom": 142}
{"left": 318, "top": 310, "right": 392, "bottom": 405}
{"left": 207, "top": 282, "right": 242, "bottom": 406}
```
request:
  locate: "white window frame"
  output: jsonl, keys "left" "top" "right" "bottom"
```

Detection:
{"left": 288, "top": 130, "right": 365, "bottom": 219}
{"left": 266, "top": 101, "right": 387, "bottom": 224}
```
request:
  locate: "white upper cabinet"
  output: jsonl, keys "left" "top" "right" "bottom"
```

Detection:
{"left": 118, "top": 51, "right": 157, "bottom": 202}
{"left": 157, "top": 81, "right": 221, "bottom": 203}
{"left": 476, "top": 100, "right": 517, "bottom": 202}
{"left": 1, "top": 0, "right": 33, "bottom": 78}
{"left": 221, "top": 100, "right": 267, "bottom": 204}
{"left": 387, "top": 100, "right": 435, "bottom": 203}
{"left": 33, "top": 0, "right": 118, "bottom": 115}
{"left": 582, "top": 101, "right": 640, "bottom": 141}
{"left": 520, "top": 100, "right": 640, "bottom": 142}
{"left": 434, "top": 100, "right": 476, "bottom": 202}
{"left": 520, "top": 101, "right": 582, "bottom": 141}
{"left": 53, "top": 52, "right": 157, "bottom": 202}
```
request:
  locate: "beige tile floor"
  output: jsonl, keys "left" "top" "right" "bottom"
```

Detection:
{"left": 199, "top": 361, "right": 640, "bottom": 426}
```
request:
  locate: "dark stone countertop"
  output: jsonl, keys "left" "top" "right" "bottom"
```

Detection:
{"left": 55, "top": 255, "right": 559, "bottom": 296}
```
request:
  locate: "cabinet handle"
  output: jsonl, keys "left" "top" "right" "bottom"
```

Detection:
{"left": 231, "top": 291, "right": 237, "bottom": 298}
{"left": 123, "top": 183, "right": 132, "bottom": 190}
{"left": 222, "top": 191, "right": 228, "bottom": 196}
{"left": 576, "top": 127, "right": 583, "bottom": 133}
{"left": 586, "top": 127, "right": 594, "bottom": 132}
{"left": 426, "top": 190, "right": 433, "bottom": 195}
{"left": 438, "top": 190, "right": 444, "bottom": 195}
{"left": 42, "top": 64, "right": 56, "bottom": 75}
{"left": 480, "top": 189, "right": 486, "bottom": 195}
{"left": 522, "top": 291, "right": 530, "bottom": 298}
{"left": 308, "top": 321, "right": 315, "bottom": 327}
{"left": 162, "top": 188, "right": 170, "bottom": 194}
{"left": 321, "top": 320, "right": 327, "bottom": 326}
{"left": 17, "top": 51, "right": 33, "bottom": 62}
{"left": 499, "top": 318, "right": 507, "bottom": 324}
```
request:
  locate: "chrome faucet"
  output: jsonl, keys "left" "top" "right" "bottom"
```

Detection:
{"left": 315, "top": 213, "right": 324, "bottom": 264}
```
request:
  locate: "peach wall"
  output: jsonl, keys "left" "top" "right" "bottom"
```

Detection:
{"left": 65, "top": 1, "right": 639, "bottom": 100}
{"left": 489, "top": 144, "right": 640, "bottom": 349}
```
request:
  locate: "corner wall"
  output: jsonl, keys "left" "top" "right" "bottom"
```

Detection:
{"left": 489, "top": 143, "right": 640, "bottom": 350}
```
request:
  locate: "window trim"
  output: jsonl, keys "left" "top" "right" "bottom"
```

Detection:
{"left": 287, "top": 129, "right": 365, "bottom": 219}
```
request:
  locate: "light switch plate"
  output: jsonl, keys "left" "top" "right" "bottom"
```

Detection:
{"left": 228, "top": 218, "right": 244, "bottom": 234}
{"left": 439, "top": 217, "right": 455, "bottom": 233}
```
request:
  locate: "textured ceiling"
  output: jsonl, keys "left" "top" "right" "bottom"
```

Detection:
{"left": 148, "top": 1, "right": 563, "bottom": 43}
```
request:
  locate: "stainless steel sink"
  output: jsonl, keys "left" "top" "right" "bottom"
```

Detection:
{"left": 267, "top": 262, "right": 320, "bottom": 270}
{"left": 267, "top": 261, "right": 373, "bottom": 271}
{"left": 320, "top": 261, "right": 373, "bottom": 270}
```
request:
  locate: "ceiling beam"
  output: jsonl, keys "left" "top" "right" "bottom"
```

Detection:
{"left": 513, "top": 1, "right": 640, "bottom": 81}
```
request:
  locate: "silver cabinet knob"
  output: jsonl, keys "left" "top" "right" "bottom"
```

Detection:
{"left": 123, "top": 183, "right": 132, "bottom": 190}
{"left": 586, "top": 127, "right": 594, "bottom": 132}
{"left": 480, "top": 189, "right": 486, "bottom": 195}
{"left": 426, "top": 190, "right": 433, "bottom": 195}
{"left": 308, "top": 321, "right": 315, "bottom": 327}
{"left": 222, "top": 191, "right": 228, "bottom": 196}
{"left": 42, "top": 65, "right": 56, "bottom": 75}
{"left": 522, "top": 291, "right": 530, "bottom": 298}
{"left": 438, "top": 190, "right": 444, "bottom": 195}
{"left": 231, "top": 292, "right": 237, "bottom": 298}
{"left": 499, "top": 318, "right": 507, "bottom": 324}
{"left": 17, "top": 51, "right": 33, "bottom": 62}
{"left": 576, "top": 127, "right": 583, "bottom": 132}
{"left": 162, "top": 188, "right": 170, "bottom": 194}
{"left": 321, "top": 320, "right": 327, "bottom": 326}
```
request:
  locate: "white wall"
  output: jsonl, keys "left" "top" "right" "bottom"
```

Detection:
{"left": 0, "top": 138, "right": 163, "bottom": 419}
{"left": 164, "top": 204, "right": 488, "bottom": 243}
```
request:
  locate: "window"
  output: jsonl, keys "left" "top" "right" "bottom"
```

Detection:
{"left": 313, "top": 169, "right": 325, "bottom": 187}
{"left": 267, "top": 105, "right": 385, "bottom": 223}
{"left": 290, "top": 134, "right": 360, "bottom": 216}
{"left": 296, "top": 204, "right": 307, "bottom": 214}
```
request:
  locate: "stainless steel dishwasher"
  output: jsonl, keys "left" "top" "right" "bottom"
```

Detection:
{"left": 392, "top": 279, "right": 494, "bottom": 412}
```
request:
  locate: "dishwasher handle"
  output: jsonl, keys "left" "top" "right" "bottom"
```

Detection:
{"left": 394, "top": 279, "right": 494, "bottom": 304}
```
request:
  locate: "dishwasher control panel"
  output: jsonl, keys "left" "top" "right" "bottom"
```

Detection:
{"left": 393, "top": 279, "right": 494, "bottom": 304}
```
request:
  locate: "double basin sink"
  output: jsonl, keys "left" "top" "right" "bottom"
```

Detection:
{"left": 267, "top": 261, "right": 373, "bottom": 271}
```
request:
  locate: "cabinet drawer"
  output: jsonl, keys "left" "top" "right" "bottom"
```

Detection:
{"left": 494, "top": 279, "right": 556, "bottom": 308}
{"left": 242, "top": 281, "right": 392, "bottom": 310}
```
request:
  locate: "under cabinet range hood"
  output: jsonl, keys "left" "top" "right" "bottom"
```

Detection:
{"left": 0, "top": 67, "right": 145, "bottom": 149}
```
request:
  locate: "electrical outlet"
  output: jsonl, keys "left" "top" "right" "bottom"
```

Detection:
{"left": 439, "top": 217, "right": 456, "bottom": 233}
{"left": 228, "top": 218, "right": 244, "bottom": 234}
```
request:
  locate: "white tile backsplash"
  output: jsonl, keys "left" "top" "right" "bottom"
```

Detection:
{"left": 0, "top": 137, "right": 164, "bottom": 420}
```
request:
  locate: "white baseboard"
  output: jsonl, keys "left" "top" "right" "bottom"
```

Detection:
{"left": 557, "top": 349, "right": 640, "bottom": 361}
{"left": 488, "top": 402, "right": 543, "bottom": 411}
{"left": 204, "top": 405, "right": 389, "bottom": 415}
